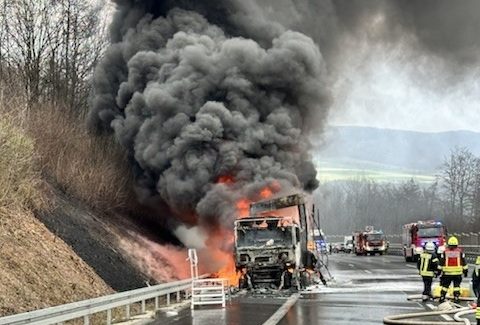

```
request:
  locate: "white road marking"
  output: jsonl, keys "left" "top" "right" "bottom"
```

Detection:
{"left": 262, "top": 293, "right": 300, "bottom": 325}
{"left": 348, "top": 264, "right": 354, "bottom": 268}
{"left": 426, "top": 303, "right": 454, "bottom": 321}
{"left": 406, "top": 264, "right": 417, "bottom": 268}
{"left": 364, "top": 270, "right": 372, "bottom": 274}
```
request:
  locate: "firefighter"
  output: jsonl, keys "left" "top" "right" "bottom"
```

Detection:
{"left": 472, "top": 257, "right": 480, "bottom": 323}
{"left": 438, "top": 236, "right": 468, "bottom": 303}
{"left": 417, "top": 241, "right": 438, "bottom": 301}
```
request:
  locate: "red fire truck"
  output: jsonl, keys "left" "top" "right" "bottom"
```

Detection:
{"left": 353, "top": 227, "right": 387, "bottom": 256}
{"left": 402, "top": 220, "right": 447, "bottom": 262}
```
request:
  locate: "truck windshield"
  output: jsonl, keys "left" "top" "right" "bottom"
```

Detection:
{"left": 236, "top": 227, "right": 292, "bottom": 248}
{"left": 366, "top": 234, "right": 384, "bottom": 241}
{"left": 418, "top": 227, "right": 442, "bottom": 237}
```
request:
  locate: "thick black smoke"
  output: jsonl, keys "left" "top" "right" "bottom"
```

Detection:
{"left": 256, "top": 0, "right": 480, "bottom": 74}
{"left": 90, "top": 1, "right": 329, "bottom": 231}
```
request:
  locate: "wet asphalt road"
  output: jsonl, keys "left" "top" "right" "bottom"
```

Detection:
{"left": 153, "top": 254, "right": 476, "bottom": 325}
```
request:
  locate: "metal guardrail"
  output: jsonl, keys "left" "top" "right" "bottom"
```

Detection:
{"left": 0, "top": 275, "right": 208, "bottom": 325}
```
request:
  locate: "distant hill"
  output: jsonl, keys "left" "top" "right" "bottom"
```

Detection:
{"left": 314, "top": 126, "right": 480, "bottom": 173}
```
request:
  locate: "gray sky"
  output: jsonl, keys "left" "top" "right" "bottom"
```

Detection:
{"left": 325, "top": 2, "right": 480, "bottom": 133}
{"left": 256, "top": 0, "right": 480, "bottom": 133}
{"left": 328, "top": 34, "right": 480, "bottom": 132}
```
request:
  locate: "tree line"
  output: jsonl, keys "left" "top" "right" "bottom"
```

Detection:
{"left": 315, "top": 147, "right": 480, "bottom": 236}
{"left": 0, "top": 0, "right": 108, "bottom": 112}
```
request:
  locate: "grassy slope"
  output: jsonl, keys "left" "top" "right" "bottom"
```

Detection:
{"left": 0, "top": 208, "right": 113, "bottom": 316}
{"left": 0, "top": 116, "right": 113, "bottom": 316}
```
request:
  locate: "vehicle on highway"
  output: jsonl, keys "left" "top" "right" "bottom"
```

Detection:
{"left": 344, "top": 235, "right": 354, "bottom": 253}
{"left": 402, "top": 220, "right": 447, "bottom": 262}
{"left": 234, "top": 194, "right": 318, "bottom": 289}
{"left": 332, "top": 242, "right": 345, "bottom": 253}
{"left": 354, "top": 228, "right": 387, "bottom": 255}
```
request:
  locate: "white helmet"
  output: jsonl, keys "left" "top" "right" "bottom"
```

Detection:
{"left": 425, "top": 242, "right": 435, "bottom": 252}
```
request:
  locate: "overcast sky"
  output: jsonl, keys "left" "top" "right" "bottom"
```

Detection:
{"left": 254, "top": 0, "right": 480, "bottom": 133}
{"left": 323, "top": 2, "right": 480, "bottom": 133}
{"left": 328, "top": 37, "right": 480, "bottom": 133}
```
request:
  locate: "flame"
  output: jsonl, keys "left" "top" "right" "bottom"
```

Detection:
{"left": 212, "top": 252, "right": 241, "bottom": 286}
{"left": 260, "top": 186, "right": 273, "bottom": 199}
{"left": 217, "top": 175, "right": 235, "bottom": 184}
{"left": 204, "top": 227, "right": 240, "bottom": 286}
{"left": 199, "top": 181, "right": 282, "bottom": 285}
{"left": 236, "top": 198, "right": 251, "bottom": 217}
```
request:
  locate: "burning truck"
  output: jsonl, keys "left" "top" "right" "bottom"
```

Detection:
{"left": 234, "top": 194, "right": 319, "bottom": 289}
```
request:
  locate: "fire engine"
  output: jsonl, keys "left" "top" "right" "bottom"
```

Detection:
{"left": 353, "top": 227, "right": 387, "bottom": 256}
{"left": 402, "top": 220, "right": 447, "bottom": 262}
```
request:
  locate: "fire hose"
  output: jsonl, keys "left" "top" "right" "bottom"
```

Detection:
{"left": 383, "top": 296, "right": 476, "bottom": 325}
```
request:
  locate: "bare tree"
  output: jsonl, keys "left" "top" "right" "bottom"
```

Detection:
{"left": 441, "top": 147, "right": 477, "bottom": 223}
{"left": 0, "top": 0, "right": 107, "bottom": 111}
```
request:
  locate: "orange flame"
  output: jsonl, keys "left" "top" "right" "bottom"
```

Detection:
{"left": 236, "top": 198, "right": 251, "bottom": 217}
{"left": 204, "top": 228, "right": 241, "bottom": 286}
{"left": 203, "top": 181, "right": 282, "bottom": 285}
{"left": 217, "top": 175, "right": 235, "bottom": 184}
{"left": 260, "top": 186, "right": 273, "bottom": 199}
{"left": 213, "top": 253, "right": 241, "bottom": 287}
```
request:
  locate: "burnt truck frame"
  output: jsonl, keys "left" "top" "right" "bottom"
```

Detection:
{"left": 234, "top": 194, "right": 315, "bottom": 289}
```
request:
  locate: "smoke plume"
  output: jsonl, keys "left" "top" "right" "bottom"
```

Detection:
{"left": 90, "top": 1, "right": 329, "bottom": 239}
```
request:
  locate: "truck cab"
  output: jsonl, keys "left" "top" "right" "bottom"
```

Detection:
{"left": 234, "top": 217, "right": 300, "bottom": 288}
{"left": 234, "top": 194, "right": 315, "bottom": 289}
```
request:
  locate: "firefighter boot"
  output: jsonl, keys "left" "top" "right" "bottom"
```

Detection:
{"left": 439, "top": 288, "right": 447, "bottom": 303}
{"left": 453, "top": 289, "right": 461, "bottom": 303}
{"left": 439, "top": 285, "right": 449, "bottom": 303}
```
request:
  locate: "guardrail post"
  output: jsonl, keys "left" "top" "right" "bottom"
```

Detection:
{"left": 167, "top": 293, "right": 170, "bottom": 305}
{"left": 141, "top": 300, "right": 146, "bottom": 313}
{"left": 107, "top": 309, "right": 112, "bottom": 325}
{"left": 83, "top": 315, "right": 89, "bottom": 325}
{"left": 126, "top": 304, "right": 130, "bottom": 319}
{"left": 155, "top": 296, "right": 159, "bottom": 310}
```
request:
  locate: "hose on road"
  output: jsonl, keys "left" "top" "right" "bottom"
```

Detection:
{"left": 383, "top": 298, "right": 476, "bottom": 325}
{"left": 406, "top": 294, "right": 476, "bottom": 302}
{"left": 383, "top": 307, "right": 471, "bottom": 325}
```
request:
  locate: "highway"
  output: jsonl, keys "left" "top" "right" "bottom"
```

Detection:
{"left": 153, "top": 254, "right": 477, "bottom": 325}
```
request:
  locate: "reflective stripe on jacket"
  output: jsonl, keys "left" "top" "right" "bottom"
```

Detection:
{"left": 439, "top": 248, "right": 467, "bottom": 275}
{"left": 418, "top": 252, "right": 438, "bottom": 277}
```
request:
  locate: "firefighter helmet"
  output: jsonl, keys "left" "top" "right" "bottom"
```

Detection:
{"left": 425, "top": 242, "right": 435, "bottom": 252}
{"left": 447, "top": 236, "right": 459, "bottom": 246}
